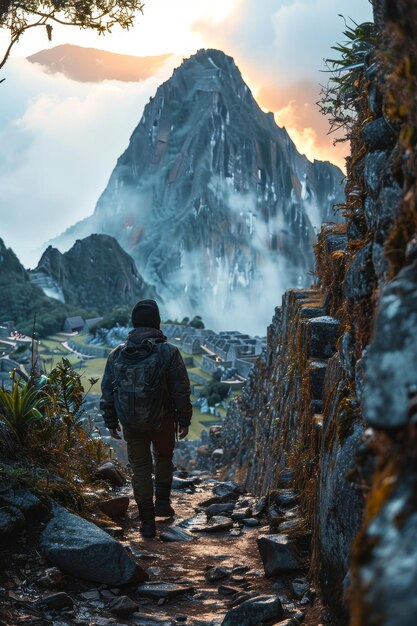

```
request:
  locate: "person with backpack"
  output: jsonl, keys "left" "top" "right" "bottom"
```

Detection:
{"left": 100, "top": 299, "right": 192, "bottom": 538}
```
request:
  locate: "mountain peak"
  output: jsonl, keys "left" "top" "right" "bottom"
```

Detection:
{"left": 51, "top": 52, "right": 344, "bottom": 333}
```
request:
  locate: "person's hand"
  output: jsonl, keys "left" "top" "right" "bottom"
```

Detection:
{"left": 109, "top": 425, "right": 122, "bottom": 440}
{"left": 178, "top": 425, "right": 189, "bottom": 440}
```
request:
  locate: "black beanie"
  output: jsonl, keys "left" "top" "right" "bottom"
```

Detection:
{"left": 131, "top": 299, "right": 161, "bottom": 329}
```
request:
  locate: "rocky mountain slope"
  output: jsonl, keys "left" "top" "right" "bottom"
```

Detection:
{"left": 0, "top": 234, "right": 154, "bottom": 335}
{"left": 30, "top": 234, "right": 155, "bottom": 312}
{"left": 0, "top": 237, "right": 69, "bottom": 334}
{"left": 55, "top": 48, "right": 344, "bottom": 334}
{"left": 28, "top": 45, "right": 172, "bottom": 82}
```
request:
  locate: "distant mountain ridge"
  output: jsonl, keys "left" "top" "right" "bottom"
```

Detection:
{"left": 28, "top": 45, "right": 172, "bottom": 82}
{"left": 0, "top": 235, "right": 154, "bottom": 335}
{"left": 31, "top": 234, "right": 156, "bottom": 311}
{"left": 51, "top": 48, "right": 345, "bottom": 334}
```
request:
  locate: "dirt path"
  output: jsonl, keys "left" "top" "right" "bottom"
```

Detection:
{"left": 0, "top": 475, "right": 325, "bottom": 626}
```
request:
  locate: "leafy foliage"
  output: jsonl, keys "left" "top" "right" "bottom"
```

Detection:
{"left": 0, "top": 378, "right": 47, "bottom": 443}
{"left": 89, "top": 305, "right": 131, "bottom": 335}
{"left": 0, "top": 358, "right": 110, "bottom": 509}
{"left": 200, "top": 372, "right": 230, "bottom": 406}
{"left": 319, "top": 18, "right": 376, "bottom": 138}
{"left": 165, "top": 315, "right": 205, "bottom": 329}
{"left": 0, "top": 1, "right": 144, "bottom": 70}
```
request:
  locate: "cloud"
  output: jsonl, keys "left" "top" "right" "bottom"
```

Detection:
{"left": 0, "top": 57, "right": 176, "bottom": 267}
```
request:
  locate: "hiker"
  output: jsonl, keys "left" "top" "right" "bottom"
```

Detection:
{"left": 100, "top": 299, "right": 192, "bottom": 538}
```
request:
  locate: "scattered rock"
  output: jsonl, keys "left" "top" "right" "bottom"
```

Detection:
{"left": 41, "top": 505, "right": 147, "bottom": 585}
{"left": 291, "top": 579, "right": 310, "bottom": 599}
{"left": 213, "top": 482, "right": 245, "bottom": 500}
{"left": 276, "top": 490, "right": 298, "bottom": 508}
{"left": 80, "top": 589, "right": 101, "bottom": 600}
{"left": 205, "top": 566, "right": 230, "bottom": 582}
{"left": 242, "top": 518, "right": 259, "bottom": 527}
{"left": 205, "top": 503, "right": 235, "bottom": 517}
{"left": 257, "top": 535, "right": 302, "bottom": 576}
{"left": 202, "top": 516, "right": 234, "bottom": 533}
{"left": 41, "top": 591, "right": 73, "bottom": 609}
{"left": 232, "top": 566, "right": 250, "bottom": 575}
{"left": 172, "top": 477, "right": 196, "bottom": 490}
{"left": 109, "top": 595, "right": 138, "bottom": 617}
{"left": 37, "top": 567, "right": 64, "bottom": 589}
{"left": 231, "top": 508, "right": 252, "bottom": 521}
{"left": 99, "top": 496, "right": 129, "bottom": 518}
{"left": 229, "top": 591, "right": 253, "bottom": 607}
{"left": 253, "top": 496, "right": 267, "bottom": 517}
{"left": 136, "top": 582, "right": 194, "bottom": 600}
{"left": 179, "top": 513, "right": 208, "bottom": 532}
{"left": 218, "top": 585, "right": 241, "bottom": 596}
{"left": 160, "top": 526, "right": 195, "bottom": 542}
{"left": 94, "top": 461, "right": 125, "bottom": 486}
{"left": 221, "top": 595, "right": 283, "bottom": 626}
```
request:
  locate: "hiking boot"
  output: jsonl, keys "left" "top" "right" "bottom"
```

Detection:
{"left": 155, "top": 483, "right": 175, "bottom": 518}
{"left": 138, "top": 502, "right": 156, "bottom": 538}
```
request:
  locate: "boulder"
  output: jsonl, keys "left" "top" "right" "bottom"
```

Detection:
{"left": 355, "top": 475, "right": 417, "bottom": 626}
{"left": 364, "top": 260, "right": 417, "bottom": 428}
{"left": 364, "top": 151, "right": 387, "bottom": 196}
{"left": 0, "top": 506, "right": 25, "bottom": 537}
{"left": 257, "top": 535, "right": 302, "bottom": 576}
{"left": 0, "top": 488, "right": 42, "bottom": 516}
{"left": 221, "top": 595, "right": 283, "bottom": 626}
{"left": 308, "top": 360, "right": 327, "bottom": 401}
{"left": 362, "top": 117, "right": 396, "bottom": 150}
{"left": 41, "top": 506, "right": 147, "bottom": 585}
{"left": 99, "top": 496, "right": 130, "bottom": 518}
{"left": 94, "top": 461, "right": 125, "bottom": 486}
{"left": 344, "top": 243, "right": 375, "bottom": 301}
{"left": 306, "top": 316, "right": 340, "bottom": 359}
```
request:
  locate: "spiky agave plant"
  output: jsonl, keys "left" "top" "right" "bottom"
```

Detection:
{"left": 319, "top": 17, "right": 376, "bottom": 138}
{"left": 0, "top": 380, "right": 48, "bottom": 444}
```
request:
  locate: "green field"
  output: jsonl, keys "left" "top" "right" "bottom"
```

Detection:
{"left": 34, "top": 335, "right": 225, "bottom": 439}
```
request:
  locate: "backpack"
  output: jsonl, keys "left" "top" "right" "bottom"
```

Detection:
{"left": 112, "top": 338, "right": 168, "bottom": 431}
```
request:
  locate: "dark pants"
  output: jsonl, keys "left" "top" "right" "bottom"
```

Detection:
{"left": 123, "top": 419, "right": 176, "bottom": 504}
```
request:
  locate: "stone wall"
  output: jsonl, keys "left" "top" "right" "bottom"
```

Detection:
{"left": 218, "top": 2, "right": 417, "bottom": 624}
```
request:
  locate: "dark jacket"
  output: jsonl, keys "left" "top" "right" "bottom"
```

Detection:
{"left": 100, "top": 327, "right": 193, "bottom": 430}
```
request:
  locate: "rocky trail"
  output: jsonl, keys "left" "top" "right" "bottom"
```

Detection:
{"left": 0, "top": 467, "right": 325, "bottom": 626}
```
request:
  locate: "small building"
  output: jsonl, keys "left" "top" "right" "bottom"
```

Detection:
{"left": 63, "top": 316, "right": 85, "bottom": 333}
{"left": 84, "top": 317, "right": 103, "bottom": 333}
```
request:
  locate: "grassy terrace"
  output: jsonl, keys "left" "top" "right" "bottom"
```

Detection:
{"left": 32, "top": 335, "right": 225, "bottom": 439}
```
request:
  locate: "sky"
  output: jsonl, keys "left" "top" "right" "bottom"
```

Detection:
{"left": 0, "top": 0, "right": 373, "bottom": 267}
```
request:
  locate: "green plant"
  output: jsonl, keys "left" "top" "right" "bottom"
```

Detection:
{"left": 319, "top": 18, "right": 376, "bottom": 138}
{"left": 0, "top": 380, "right": 48, "bottom": 443}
